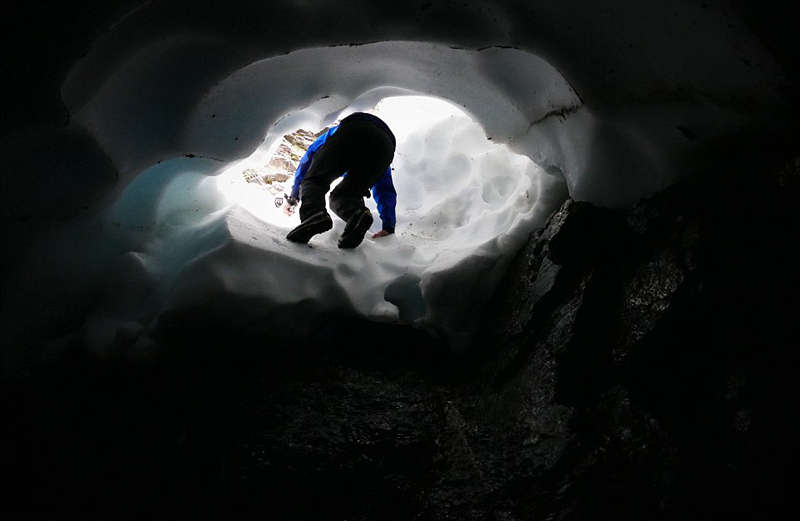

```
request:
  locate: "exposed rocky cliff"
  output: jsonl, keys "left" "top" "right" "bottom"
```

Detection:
{"left": 241, "top": 127, "right": 329, "bottom": 194}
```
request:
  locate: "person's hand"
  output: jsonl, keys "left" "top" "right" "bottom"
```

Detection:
{"left": 372, "top": 230, "right": 392, "bottom": 239}
{"left": 282, "top": 194, "right": 298, "bottom": 216}
{"left": 282, "top": 202, "right": 296, "bottom": 216}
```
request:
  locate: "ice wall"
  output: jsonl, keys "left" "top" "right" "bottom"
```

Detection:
{"left": 2, "top": 0, "right": 795, "bottom": 376}
{"left": 60, "top": 96, "right": 558, "bottom": 361}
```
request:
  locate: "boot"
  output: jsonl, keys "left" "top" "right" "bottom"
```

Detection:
{"left": 338, "top": 209, "right": 373, "bottom": 249}
{"left": 287, "top": 211, "right": 333, "bottom": 244}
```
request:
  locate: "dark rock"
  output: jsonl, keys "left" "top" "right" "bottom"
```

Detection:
{"left": 449, "top": 155, "right": 800, "bottom": 520}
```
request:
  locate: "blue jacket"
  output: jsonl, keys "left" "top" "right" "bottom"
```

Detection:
{"left": 290, "top": 122, "right": 397, "bottom": 233}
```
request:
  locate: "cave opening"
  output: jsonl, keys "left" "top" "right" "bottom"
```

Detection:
{"left": 198, "top": 92, "right": 550, "bottom": 349}
{"left": 216, "top": 94, "right": 543, "bottom": 241}
{"left": 3, "top": 40, "right": 581, "bottom": 376}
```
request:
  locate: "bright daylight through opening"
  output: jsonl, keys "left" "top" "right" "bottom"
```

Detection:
{"left": 204, "top": 93, "right": 551, "bottom": 349}
{"left": 216, "top": 95, "right": 538, "bottom": 237}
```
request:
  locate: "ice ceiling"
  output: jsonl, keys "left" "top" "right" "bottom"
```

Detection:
{"left": 1, "top": 0, "right": 795, "bottom": 377}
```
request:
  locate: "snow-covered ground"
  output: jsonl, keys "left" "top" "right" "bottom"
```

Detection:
{"left": 48, "top": 96, "right": 561, "bottom": 361}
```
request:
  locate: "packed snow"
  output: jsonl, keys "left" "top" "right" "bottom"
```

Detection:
{"left": 1, "top": 1, "right": 794, "bottom": 377}
{"left": 29, "top": 95, "right": 562, "bottom": 365}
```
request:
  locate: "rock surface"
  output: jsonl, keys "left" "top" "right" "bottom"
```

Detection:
{"left": 242, "top": 127, "right": 330, "bottom": 195}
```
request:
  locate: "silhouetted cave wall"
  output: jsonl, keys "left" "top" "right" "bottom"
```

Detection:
{"left": 1, "top": 2, "right": 145, "bottom": 144}
{"left": 455, "top": 154, "right": 800, "bottom": 520}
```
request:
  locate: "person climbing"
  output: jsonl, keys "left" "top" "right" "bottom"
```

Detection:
{"left": 282, "top": 111, "right": 397, "bottom": 249}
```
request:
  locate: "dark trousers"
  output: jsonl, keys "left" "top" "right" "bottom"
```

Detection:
{"left": 299, "top": 119, "right": 395, "bottom": 223}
